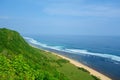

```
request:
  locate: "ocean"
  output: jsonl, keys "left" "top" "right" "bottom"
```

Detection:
{"left": 24, "top": 35, "right": 120, "bottom": 80}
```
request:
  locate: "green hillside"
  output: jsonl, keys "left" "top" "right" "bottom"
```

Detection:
{"left": 0, "top": 28, "right": 100, "bottom": 80}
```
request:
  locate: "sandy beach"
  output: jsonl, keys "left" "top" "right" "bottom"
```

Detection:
{"left": 30, "top": 44, "right": 112, "bottom": 80}
{"left": 45, "top": 50, "right": 112, "bottom": 80}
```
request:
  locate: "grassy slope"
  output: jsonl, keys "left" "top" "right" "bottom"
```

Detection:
{"left": 58, "top": 63, "right": 94, "bottom": 80}
{"left": 0, "top": 28, "right": 99, "bottom": 80}
{"left": 46, "top": 53, "right": 95, "bottom": 80}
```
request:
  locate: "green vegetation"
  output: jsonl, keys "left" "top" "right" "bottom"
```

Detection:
{"left": 78, "top": 67, "right": 90, "bottom": 73}
{"left": 0, "top": 28, "right": 100, "bottom": 80}
{"left": 58, "top": 63, "right": 95, "bottom": 80}
{"left": 91, "top": 75, "right": 101, "bottom": 80}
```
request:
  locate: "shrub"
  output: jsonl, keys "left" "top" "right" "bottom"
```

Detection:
{"left": 91, "top": 75, "right": 101, "bottom": 80}
{"left": 78, "top": 67, "right": 90, "bottom": 73}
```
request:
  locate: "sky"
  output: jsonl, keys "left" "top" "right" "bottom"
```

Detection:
{"left": 0, "top": 0, "right": 120, "bottom": 36}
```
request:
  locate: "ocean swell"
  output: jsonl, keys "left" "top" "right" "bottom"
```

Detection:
{"left": 24, "top": 37, "right": 120, "bottom": 62}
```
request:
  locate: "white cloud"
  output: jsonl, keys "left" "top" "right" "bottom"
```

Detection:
{"left": 43, "top": 3, "right": 120, "bottom": 17}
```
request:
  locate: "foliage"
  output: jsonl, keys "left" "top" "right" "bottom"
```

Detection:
{"left": 0, "top": 28, "right": 68, "bottom": 80}
{"left": 56, "top": 59, "right": 69, "bottom": 67}
{"left": 57, "top": 59, "right": 69, "bottom": 63}
{"left": 0, "top": 28, "right": 100, "bottom": 80}
{"left": 91, "top": 75, "right": 101, "bottom": 80}
{"left": 78, "top": 67, "right": 90, "bottom": 73}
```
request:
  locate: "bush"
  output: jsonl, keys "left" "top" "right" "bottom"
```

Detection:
{"left": 78, "top": 67, "right": 90, "bottom": 73}
{"left": 57, "top": 59, "right": 69, "bottom": 63}
{"left": 91, "top": 75, "right": 101, "bottom": 80}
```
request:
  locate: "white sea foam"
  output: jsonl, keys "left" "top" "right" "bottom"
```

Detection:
{"left": 24, "top": 37, "right": 47, "bottom": 47}
{"left": 24, "top": 37, "right": 63, "bottom": 51}
{"left": 24, "top": 37, "right": 120, "bottom": 62}
{"left": 65, "top": 49, "right": 120, "bottom": 62}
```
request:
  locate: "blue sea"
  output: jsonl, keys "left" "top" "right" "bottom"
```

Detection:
{"left": 24, "top": 35, "right": 120, "bottom": 80}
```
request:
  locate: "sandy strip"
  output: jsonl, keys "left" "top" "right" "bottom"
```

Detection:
{"left": 45, "top": 50, "right": 112, "bottom": 80}
{"left": 30, "top": 45, "right": 112, "bottom": 80}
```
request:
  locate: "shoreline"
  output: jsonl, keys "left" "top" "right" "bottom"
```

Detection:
{"left": 44, "top": 50, "right": 112, "bottom": 80}
{"left": 30, "top": 44, "right": 112, "bottom": 80}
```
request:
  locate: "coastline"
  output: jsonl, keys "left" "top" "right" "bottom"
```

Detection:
{"left": 44, "top": 50, "right": 112, "bottom": 80}
{"left": 30, "top": 44, "right": 112, "bottom": 80}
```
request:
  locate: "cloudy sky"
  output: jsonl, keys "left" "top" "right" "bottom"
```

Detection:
{"left": 0, "top": 0, "right": 120, "bottom": 36}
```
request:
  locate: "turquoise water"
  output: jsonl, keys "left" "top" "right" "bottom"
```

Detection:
{"left": 24, "top": 35, "right": 120, "bottom": 80}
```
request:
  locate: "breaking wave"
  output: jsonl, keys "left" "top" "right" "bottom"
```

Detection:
{"left": 24, "top": 37, "right": 120, "bottom": 62}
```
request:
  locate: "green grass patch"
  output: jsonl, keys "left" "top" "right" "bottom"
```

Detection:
{"left": 58, "top": 63, "right": 96, "bottom": 80}
{"left": 78, "top": 67, "right": 90, "bottom": 73}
